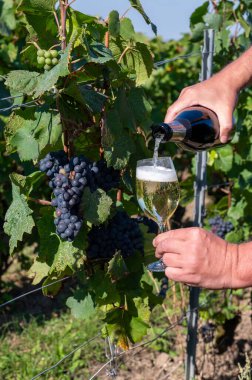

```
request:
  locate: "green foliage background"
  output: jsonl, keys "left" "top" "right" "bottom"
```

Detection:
{"left": 0, "top": 0, "right": 252, "bottom": 347}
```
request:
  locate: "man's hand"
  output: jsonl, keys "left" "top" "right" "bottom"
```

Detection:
{"left": 165, "top": 73, "right": 238, "bottom": 143}
{"left": 153, "top": 227, "right": 240, "bottom": 289}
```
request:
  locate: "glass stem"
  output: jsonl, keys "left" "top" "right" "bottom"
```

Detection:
{"left": 158, "top": 220, "right": 170, "bottom": 234}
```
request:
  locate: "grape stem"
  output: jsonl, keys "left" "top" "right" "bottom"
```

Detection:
{"left": 65, "top": 0, "right": 76, "bottom": 9}
{"left": 120, "top": 6, "right": 133, "bottom": 19}
{"left": 28, "top": 197, "right": 52, "bottom": 206}
{"left": 118, "top": 46, "right": 131, "bottom": 64}
{"left": 53, "top": 11, "right": 61, "bottom": 32}
{"left": 27, "top": 41, "right": 41, "bottom": 50}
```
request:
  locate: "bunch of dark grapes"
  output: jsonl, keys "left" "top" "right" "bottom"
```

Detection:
{"left": 159, "top": 277, "right": 169, "bottom": 298}
{"left": 209, "top": 216, "right": 233, "bottom": 239}
{"left": 39, "top": 151, "right": 121, "bottom": 242}
{"left": 37, "top": 49, "right": 59, "bottom": 71}
{"left": 136, "top": 216, "right": 159, "bottom": 235}
{"left": 87, "top": 211, "right": 143, "bottom": 260}
{"left": 93, "top": 160, "right": 120, "bottom": 192}
{"left": 200, "top": 322, "right": 215, "bottom": 344}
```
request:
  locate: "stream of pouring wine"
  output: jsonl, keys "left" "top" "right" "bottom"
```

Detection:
{"left": 153, "top": 137, "right": 162, "bottom": 167}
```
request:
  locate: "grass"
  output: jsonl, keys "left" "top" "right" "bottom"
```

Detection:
{"left": 0, "top": 312, "right": 105, "bottom": 380}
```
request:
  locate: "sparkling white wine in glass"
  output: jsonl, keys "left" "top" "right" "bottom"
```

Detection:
{"left": 136, "top": 157, "right": 180, "bottom": 272}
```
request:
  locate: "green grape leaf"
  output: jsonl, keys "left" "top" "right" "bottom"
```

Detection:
{"left": 191, "top": 22, "right": 205, "bottom": 41}
{"left": 86, "top": 41, "right": 114, "bottom": 64}
{"left": 225, "top": 229, "right": 243, "bottom": 243}
{"left": 109, "top": 10, "right": 120, "bottom": 38}
{"left": 29, "top": 207, "right": 60, "bottom": 284}
{"left": 103, "top": 108, "right": 135, "bottom": 169}
{"left": 128, "top": 315, "right": 149, "bottom": 342}
{"left": 66, "top": 289, "right": 96, "bottom": 320}
{"left": 79, "top": 85, "right": 107, "bottom": 113}
{"left": 120, "top": 18, "right": 135, "bottom": 40}
{"left": 128, "top": 0, "right": 157, "bottom": 34}
{"left": 42, "top": 271, "right": 72, "bottom": 297}
{"left": 6, "top": 111, "right": 61, "bottom": 161}
{"left": 0, "top": 0, "right": 17, "bottom": 32}
{"left": 104, "top": 306, "right": 148, "bottom": 344}
{"left": 18, "top": 0, "right": 56, "bottom": 12}
{"left": 88, "top": 270, "right": 121, "bottom": 305}
{"left": 107, "top": 252, "right": 129, "bottom": 281}
{"left": 81, "top": 187, "right": 113, "bottom": 225}
{"left": 30, "top": 208, "right": 86, "bottom": 284}
{"left": 5, "top": 70, "right": 40, "bottom": 96}
{"left": 128, "top": 87, "right": 152, "bottom": 135}
{"left": 190, "top": 1, "right": 209, "bottom": 27}
{"left": 18, "top": 0, "right": 58, "bottom": 46}
{"left": 29, "top": 259, "right": 50, "bottom": 285}
{"left": 214, "top": 145, "right": 233, "bottom": 173}
{"left": 228, "top": 198, "right": 247, "bottom": 221}
{"left": 66, "top": 8, "right": 96, "bottom": 43}
{"left": 4, "top": 179, "right": 35, "bottom": 254}
{"left": 10, "top": 171, "right": 44, "bottom": 197}
{"left": 203, "top": 13, "right": 223, "bottom": 30}
{"left": 237, "top": 11, "right": 251, "bottom": 38}
{"left": 129, "top": 42, "right": 153, "bottom": 86}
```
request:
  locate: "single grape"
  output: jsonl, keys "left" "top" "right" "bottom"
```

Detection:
{"left": 45, "top": 58, "right": 52, "bottom": 65}
{"left": 44, "top": 64, "right": 51, "bottom": 71}
{"left": 37, "top": 49, "right": 45, "bottom": 57}
{"left": 44, "top": 51, "right": 51, "bottom": 58}
{"left": 52, "top": 58, "right": 59, "bottom": 65}
{"left": 37, "top": 56, "right": 45, "bottom": 65}
{"left": 50, "top": 50, "right": 58, "bottom": 58}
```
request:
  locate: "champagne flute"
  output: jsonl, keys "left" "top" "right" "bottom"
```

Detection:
{"left": 136, "top": 157, "right": 180, "bottom": 272}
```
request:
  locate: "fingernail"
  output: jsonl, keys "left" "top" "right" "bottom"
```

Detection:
{"left": 220, "top": 135, "right": 228, "bottom": 143}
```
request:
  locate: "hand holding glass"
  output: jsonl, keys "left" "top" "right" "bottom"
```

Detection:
{"left": 136, "top": 157, "right": 180, "bottom": 272}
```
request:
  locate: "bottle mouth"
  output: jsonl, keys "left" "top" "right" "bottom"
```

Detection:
{"left": 151, "top": 123, "right": 172, "bottom": 142}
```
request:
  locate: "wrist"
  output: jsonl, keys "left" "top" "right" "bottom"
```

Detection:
{"left": 234, "top": 243, "right": 252, "bottom": 288}
{"left": 219, "top": 48, "right": 252, "bottom": 92}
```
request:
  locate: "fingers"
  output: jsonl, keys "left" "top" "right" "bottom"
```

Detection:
{"left": 218, "top": 116, "right": 233, "bottom": 143}
{"left": 164, "top": 267, "right": 186, "bottom": 283}
{"left": 162, "top": 253, "right": 183, "bottom": 268}
{"left": 153, "top": 228, "right": 192, "bottom": 247}
{"left": 164, "top": 268, "right": 201, "bottom": 286}
{"left": 155, "top": 239, "right": 188, "bottom": 258}
{"left": 165, "top": 87, "right": 196, "bottom": 123}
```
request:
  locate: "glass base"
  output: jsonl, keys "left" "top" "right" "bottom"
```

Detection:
{"left": 147, "top": 259, "right": 166, "bottom": 272}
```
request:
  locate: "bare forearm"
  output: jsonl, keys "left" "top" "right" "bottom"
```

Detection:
{"left": 217, "top": 47, "right": 252, "bottom": 91}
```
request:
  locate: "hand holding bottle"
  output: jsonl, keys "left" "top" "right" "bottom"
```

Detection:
{"left": 164, "top": 46, "right": 252, "bottom": 144}
{"left": 165, "top": 73, "right": 238, "bottom": 144}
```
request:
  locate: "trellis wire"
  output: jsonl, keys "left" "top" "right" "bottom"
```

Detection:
{"left": 0, "top": 94, "right": 24, "bottom": 101}
{"left": 0, "top": 99, "right": 39, "bottom": 113}
{"left": 154, "top": 51, "right": 201, "bottom": 68}
{"left": 31, "top": 333, "right": 102, "bottom": 380}
{"left": 0, "top": 276, "right": 71, "bottom": 309}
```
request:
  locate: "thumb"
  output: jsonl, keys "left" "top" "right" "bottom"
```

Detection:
{"left": 218, "top": 112, "right": 233, "bottom": 143}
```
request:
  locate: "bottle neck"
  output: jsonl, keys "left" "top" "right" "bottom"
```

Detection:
{"left": 153, "top": 120, "right": 188, "bottom": 142}
{"left": 167, "top": 120, "right": 188, "bottom": 141}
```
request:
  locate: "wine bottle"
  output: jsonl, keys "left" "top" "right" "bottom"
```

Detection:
{"left": 151, "top": 106, "right": 233, "bottom": 152}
